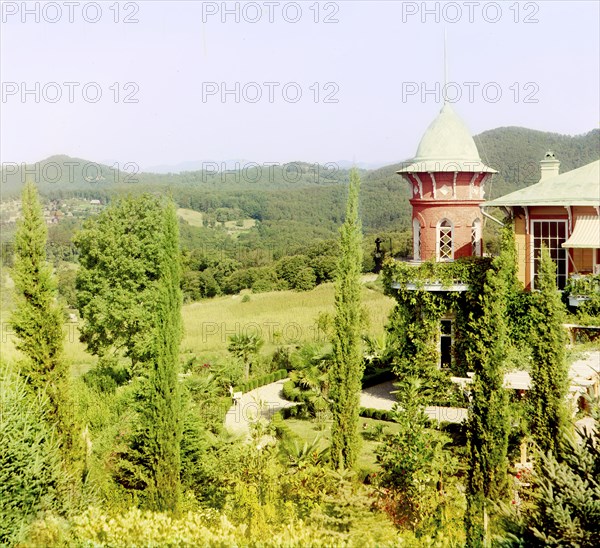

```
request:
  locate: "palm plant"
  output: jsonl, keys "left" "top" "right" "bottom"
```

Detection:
{"left": 227, "top": 334, "right": 264, "bottom": 381}
{"left": 280, "top": 435, "right": 329, "bottom": 469}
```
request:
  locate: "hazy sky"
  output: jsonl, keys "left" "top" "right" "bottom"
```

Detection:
{"left": 1, "top": 0, "right": 598, "bottom": 170}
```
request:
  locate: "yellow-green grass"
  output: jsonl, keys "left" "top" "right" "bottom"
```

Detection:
{"left": 0, "top": 311, "right": 95, "bottom": 376}
{"left": 1, "top": 282, "right": 396, "bottom": 375}
{"left": 224, "top": 219, "right": 256, "bottom": 230}
{"left": 283, "top": 416, "right": 400, "bottom": 474}
{"left": 181, "top": 283, "right": 396, "bottom": 361}
{"left": 177, "top": 208, "right": 204, "bottom": 227}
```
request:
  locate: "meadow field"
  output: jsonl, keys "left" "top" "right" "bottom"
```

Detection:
{"left": 181, "top": 282, "right": 395, "bottom": 361}
{"left": 176, "top": 208, "right": 204, "bottom": 227}
{"left": 2, "top": 281, "right": 396, "bottom": 374}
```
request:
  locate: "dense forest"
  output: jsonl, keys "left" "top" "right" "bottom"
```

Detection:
{"left": 2, "top": 126, "right": 599, "bottom": 226}
{"left": 1, "top": 125, "right": 597, "bottom": 248}
{"left": 1, "top": 127, "right": 597, "bottom": 303}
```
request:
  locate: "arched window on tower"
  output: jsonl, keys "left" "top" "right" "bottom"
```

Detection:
{"left": 413, "top": 218, "right": 421, "bottom": 261}
{"left": 437, "top": 219, "right": 453, "bottom": 261}
{"left": 471, "top": 218, "right": 482, "bottom": 256}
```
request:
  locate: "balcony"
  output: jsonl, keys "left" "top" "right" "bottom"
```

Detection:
{"left": 384, "top": 257, "right": 493, "bottom": 294}
{"left": 565, "top": 274, "right": 600, "bottom": 308}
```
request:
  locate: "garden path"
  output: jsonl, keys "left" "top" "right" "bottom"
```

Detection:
{"left": 224, "top": 350, "right": 599, "bottom": 438}
{"left": 224, "top": 379, "right": 467, "bottom": 438}
{"left": 224, "top": 378, "right": 298, "bottom": 437}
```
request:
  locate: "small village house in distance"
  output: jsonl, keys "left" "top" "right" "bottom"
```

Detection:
{"left": 483, "top": 156, "right": 600, "bottom": 290}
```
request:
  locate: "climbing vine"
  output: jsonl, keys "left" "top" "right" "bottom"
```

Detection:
{"left": 382, "top": 257, "right": 493, "bottom": 379}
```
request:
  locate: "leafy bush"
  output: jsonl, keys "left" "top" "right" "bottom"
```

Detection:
{"left": 270, "top": 346, "right": 293, "bottom": 371}
{"left": 276, "top": 255, "right": 317, "bottom": 291}
{"left": 83, "top": 356, "right": 130, "bottom": 394}
{"left": 282, "top": 379, "right": 302, "bottom": 402}
{"left": 250, "top": 266, "right": 282, "bottom": 293}
{"left": 498, "top": 422, "right": 600, "bottom": 546}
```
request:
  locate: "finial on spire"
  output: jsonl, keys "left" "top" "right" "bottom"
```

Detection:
{"left": 443, "top": 28, "right": 448, "bottom": 104}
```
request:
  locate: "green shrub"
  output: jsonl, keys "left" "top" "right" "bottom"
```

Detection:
{"left": 0, "top": 365, "right": 70, "bottom": 545}
{"left": 270, "top": 347, "right": 293, "bottom": 371}
{"left": 83, "top": 356, "right": 130, "bottom": 394}
{"left": 282, "top": 380, "right": 299, "bottom": 401}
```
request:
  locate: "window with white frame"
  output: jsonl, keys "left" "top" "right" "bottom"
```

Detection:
{"left": 437, "top": 219, "right": 453, "bottom": 261}
{"left": 413, "top": 218, "right": 421, "bottom": 260}
{"left": 471, "top": 218, "right": 482, "bottom": 256}
{"left": 531, "top": 220, "right": 567, "bottom": 289}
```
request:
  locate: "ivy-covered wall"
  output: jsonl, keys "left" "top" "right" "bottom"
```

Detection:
{"left": 381, "top": 257, "right": 493, "bottom": 378}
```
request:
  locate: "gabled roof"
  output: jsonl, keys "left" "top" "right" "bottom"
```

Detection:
{"left": 397, "top": 103, "right": 496, "bottom": 173}
{"left": 483, "top": 160, "right": 600, "bottom": 208}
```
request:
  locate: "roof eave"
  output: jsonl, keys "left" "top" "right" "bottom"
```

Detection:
{"left": 483, "top": 200, "right": 600, "bottom": 208}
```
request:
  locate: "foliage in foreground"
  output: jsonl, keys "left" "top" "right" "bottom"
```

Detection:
{"left": 528, "top": 245, "right": 569, "bottom": 457}
{"left": 21, "top": 504, "right": 402, "bottom": 548}
{"left": 376, "top": 377, "right": 463, "bottom": 539}
{"left": 497, "top": 421, "right": 600, "bottom": 547}
{"left": 0, "top": 364, "right": 71, "bottom": 546}
{"left": 76, "top": 195, "right": 184, "bottom": 513}
{"left": 10, "top": 182, "right": 78, "bottom": 462}
{"left": 465, "top": 226, "right": 514, "bottom": 545}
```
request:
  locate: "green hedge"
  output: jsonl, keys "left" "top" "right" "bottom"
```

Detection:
{"left": 358, "top": 407, "right": 396, "bottom": 422}
{"left": 361, "top": 369, "right": 395, "bottom": 389}
{"left": 235, "top": 369, "right": 288, "bottom": 393}
{"left": 281, "top": 380, "right": 314, "bottom": 404}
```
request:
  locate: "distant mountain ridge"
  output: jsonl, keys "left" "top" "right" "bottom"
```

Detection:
{"left": 143, "top": 159, "right": 393, "bottom": 174}
{"left": 1, "top": 127, "right": 598, "bottom": 234}
{"left": 2, "top": 126, "right": 597, "bottom": 195}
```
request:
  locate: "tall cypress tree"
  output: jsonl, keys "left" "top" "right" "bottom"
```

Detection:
{"left": 528, "top": 245, "right": 568, "bottom": 456}
{"left": 329, "top": 169, "right": 364, "bottom": 471}
{"left": 143, "top": 200, "right": 183, "bottom": 513}
{"left": 10, "top": 182, "right": 77, "bottom": 460}
{"left": 465, "top": 226, "right": 513, "bottom": 546}
{"left": 76, "top": 195, "right": 183, "bottom": 511}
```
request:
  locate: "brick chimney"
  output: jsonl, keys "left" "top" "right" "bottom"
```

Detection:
{"left": 540, "top": 151, "right": 560, "bottom": 181}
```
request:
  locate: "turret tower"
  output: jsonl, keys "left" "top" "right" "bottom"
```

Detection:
{"left": 397, "top": 103, "right": 497, "bottom": 261}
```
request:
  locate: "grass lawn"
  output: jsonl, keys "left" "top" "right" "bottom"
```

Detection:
{"left": 2, "top": 281, "right": 396, "bottom": 375}
{"left": 181, "top": 282, "right": 396, "bottom": 362}
{"left": 283, "top": 416, "right": 401, "bottom": 475}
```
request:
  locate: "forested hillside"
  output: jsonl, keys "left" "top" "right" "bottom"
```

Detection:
{"left": 1, "top": 126, "right": 598, "bottom": 300}
{"left": 474, "top": 127, "right": 600, "bottom": 198}
{"left": 2, "top": 127, "right": 598, "bottom": 235}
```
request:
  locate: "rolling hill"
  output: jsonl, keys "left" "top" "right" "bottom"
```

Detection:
{"left": 1, "top": 127, "right": 598, "bottom": 236}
